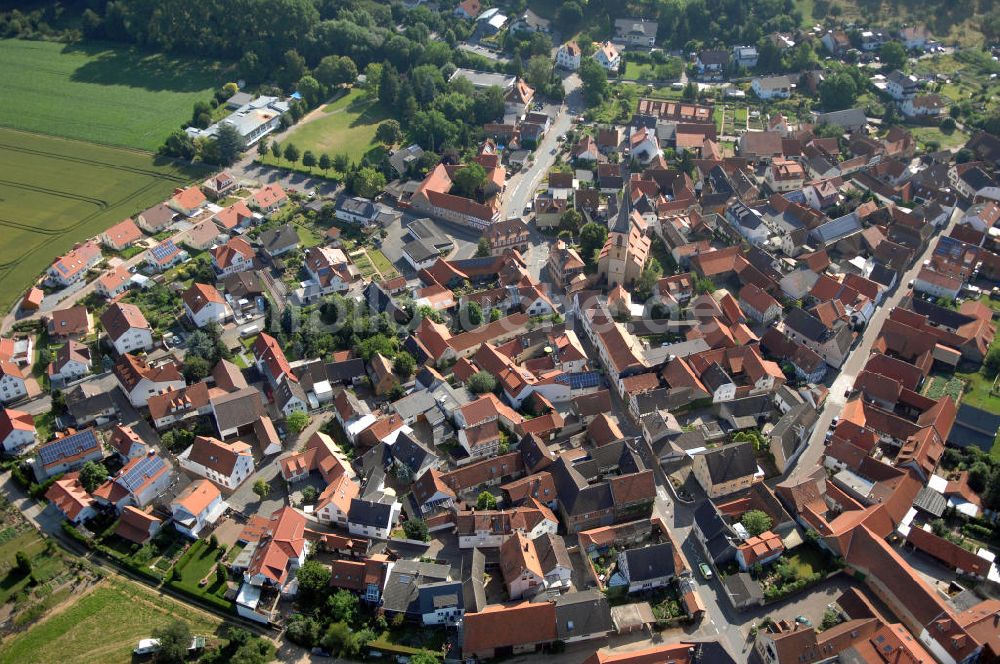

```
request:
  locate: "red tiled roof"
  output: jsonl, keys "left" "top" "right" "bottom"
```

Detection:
{"left": 463, "top": 602, "right": 557, "bottom": 655}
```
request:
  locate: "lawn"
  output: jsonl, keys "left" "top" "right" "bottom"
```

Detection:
{"left": 368, "top": 248, "right": 400, "bottom": 279}
{"left": 260, "top": 88, "right": 390, "bottom": 170}
{"left": 0, "top": 39, "right": 227, "bottom": 151}
{"left": 0, "top": 127, "right": 204, "bottom": 313}
{"left": 909, "top": 125, "right": 969, "bottom": 150}
{"left": 0, "top": 530, "right": 66, "bottom": 606}
{"left": 0, "top": 581, "right": 223, "bottom": 664}
{"left": 167, "top": 539, "right": 232, "bottom": 610}
{"left": 623, "top": 62, "right": 657, "bottom": 80}
{"left": 955, "top": 368, "right": 1000, "bottom": 413}
{"left": 294, "top": 222, "right": 323, "bottom": 248}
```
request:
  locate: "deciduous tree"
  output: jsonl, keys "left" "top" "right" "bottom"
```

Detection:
{"left": 79, "top": 461, "right": 108, "bottom": 493}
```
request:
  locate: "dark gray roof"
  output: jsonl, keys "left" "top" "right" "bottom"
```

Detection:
{"left": 868, "top": 263, "right": 897, "bottom": 288}
{"left": 520, "top": 433, "right": 557, "bottom": 472}
{"left": 326, "top": 358, "right": 366, "bottom": 384}
{"left": 221, "top": 271, "right": 263, "bottom": 298}
{"left": 816, "top": 108, "right": 867, "bottom": 130}
{"left": 211, "top": 387, "right": 265, "bottom": 431}
{"left": 701, "top": 363, "right": 733, "bottom": 392}
{"left": 701, "top": 442, "right": 756, "bottom": 485}
{"left": 909, "top": 297, "right": 976, "bottom": 331}
{"left": 621, "top": 542, "right": 675, "bottom": 582}
{"left": 551, "top": 589, "right": 612, "bottom": 640}
{"left": 463, "top": 548, "right": 487, "bottom": 613}
{"left": 276, "top": 375, "right": 308, "bottom": 406}
{"left": 259, "top": 224, "right": 299, "bottom": 255}
{"left": 949, "top": 404, "right": 1000, "bottom": 451}
{"left": 728, "top": 201, "right": 762, "bottom": 230}
{"left": 416, "top": 580, "right": 463, "bottom": 614}
{"left": 348, "top": 497, "right": 395, "bottom": 528}
{"left": 403, "top": 238, "right": 439, "bottom": 264}
{"left": 65, "top": 383, "right": 117, "bottom": 425}
{"left": 551, "top": 457, "right": 614, "bottom": 516}
{"left": 382, "top": 560, "right": 452, "bottom": 615}
{"left": 723, "top": 572, "right": 763, "bottom": 606}
{"left": 719, "top": 393, "right": 771, "bottom": 419}
{"left": 913, "top": 486, "right": 947, "bottom": 518}
{"left": 770, "top": 402, "right": 818, "bottom": 461}
{"left": 390, "top": 431, "right": 436, "bottom": 475}
{"left": 534, "top": 533, "right": 572, "bottom": 574}
{"left": 338, "top": 196, "right": 376, "bottom": 218}
{"left": 784, "top": 307, "right": 830, "bottom": 342}
{"left": 694, "top": 500, "right": 730, "bottom": 539}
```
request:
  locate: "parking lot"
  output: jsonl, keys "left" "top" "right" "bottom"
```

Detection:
{"left": 379, "top": 213, "right": 480, "bottom": 277}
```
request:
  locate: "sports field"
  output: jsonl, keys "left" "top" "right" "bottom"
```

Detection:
{"left": 0, "top": 39, "right": 226, "bottom": 151}
{"left": 0, "top": 580, "right": 224, "bottom": 664}
{"left": 259, "top": 88, "right": 390, "bottom": 171}
{"left": 0, "top": 128, "right": 203, "bottom": 312}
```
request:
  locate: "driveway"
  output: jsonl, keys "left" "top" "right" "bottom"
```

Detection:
{"left": 781, "top": 206, "right": 961, "bottom": 482}
{"left": 225, "top": 410, "right": 333, "bottom": 516}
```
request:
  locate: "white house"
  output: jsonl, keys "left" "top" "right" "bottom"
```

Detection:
{"left": 47, "top": 242, "right": 102, "bottom": 287}
{"left": 114, "top": 354, "right": 185, "bottom": 407}
{"left": 182, "top": 283, "right": 231, "bottom": 328}
{"left": 615, "top": 543, "right": 676, "bottom": 593}
{"left": 0, "top": 408, "right": 36, "bottom": 454}
{"left": 732, "top": 45, "right": 759, "bottom": 69}
{"left": 314, "top": 475, "right": 360, "bottom": 527}
{"left": 556, "top": 42, "right": 581, "bottom": 70}
{"left": 912, "top": 267, "right": 962, "bottom": 300}
{"left": 347, "top": 496, "right": 402, "bottom": 540}
{"left": 628, "top": 127, "right": 660, "bottom": 164}
{"left": 899, "top": 25, "right": 932, "bottom": 50}
{"left": 178, "top": 435, "right": 255, "bottom": 490}
{"left": 304, "top": 246, "right": 358, "bottom": 295}
{"left": 44, "top": 473, "right": 97, "bottom": 524}
{"left": 48, "top": 340, "right": 91, "bottom": 387}
{"left": 335, "top": 196, "right": 379, "bottom": 226}
{"left": 211, "top": 237, "right": 256, "bottom": 276}
{"left": 93, "top": 452, "right": 173, "bottom": 511}
{"left": 702, "top": 364, "right": 737, "bottom": 403}
{"left": 886, "top": 70, "right": 919, "bottom": 100}
{"left": 0, "top": 364, "right": 28, "bottom": 405}
{"left": 170, "top": 479, "right": 228, "bottom": 538}
{"left": 751, "top": 75, "right": 793, "bottom": 100}
{"left": 902, "top": 94, "right": 947, "bottom": 118}
{"left": 101, "top": 302, "right": 153, "bottom": 355}
{"left": 594, "top": 42, "right": 620, "bottom": 71}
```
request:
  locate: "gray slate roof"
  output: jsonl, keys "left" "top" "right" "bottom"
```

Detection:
{"left": 701, "top": 441, "right": 756, "bottom": 485}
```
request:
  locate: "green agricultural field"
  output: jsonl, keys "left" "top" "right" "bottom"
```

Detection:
{"left": 260, "top": 88, "right": 390, "bottom": 171}
{"left": 0, "top": 580, "right": 224, "bottom": 664}
{"left": 0, "top": 39, "right": 226, "bottom": 151}
{"left": 0, "top": 127, "right": 204, "bottom": 313}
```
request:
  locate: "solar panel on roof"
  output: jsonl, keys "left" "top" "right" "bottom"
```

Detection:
{"left": 38, "top": 429, "right": 99, "bottom": 465}
{"left": 151, "top": 241, "right": 177, "bottom": 261}
{"left": 557, "top": 371, "right": 601, "bottom": 389}
{"left": 118, "top": 454, "right": 166, "bottom": 492}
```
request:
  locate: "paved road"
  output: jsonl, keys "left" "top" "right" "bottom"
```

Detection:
{"left": 502, "top": 73, "right": 582, "bottom": 220}
{"left": 782, "top": 206, "right": 960, "bottom": 483}
{"left": 1, "top": 251, "right": 150, "bottom": 336}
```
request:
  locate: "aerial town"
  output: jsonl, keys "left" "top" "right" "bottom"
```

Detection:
{"left": 2, "top": 1, "right": 1000, "bottom": 663}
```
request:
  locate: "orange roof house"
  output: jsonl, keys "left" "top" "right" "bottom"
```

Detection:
{"left": 462, "top": 601, "right": 557, "bottom": 659}
{"left": 101, "top": 218, "right": 143, "bottom": 250}
{"left": 45, "top": 472, "right": 96, "bottom": 523}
